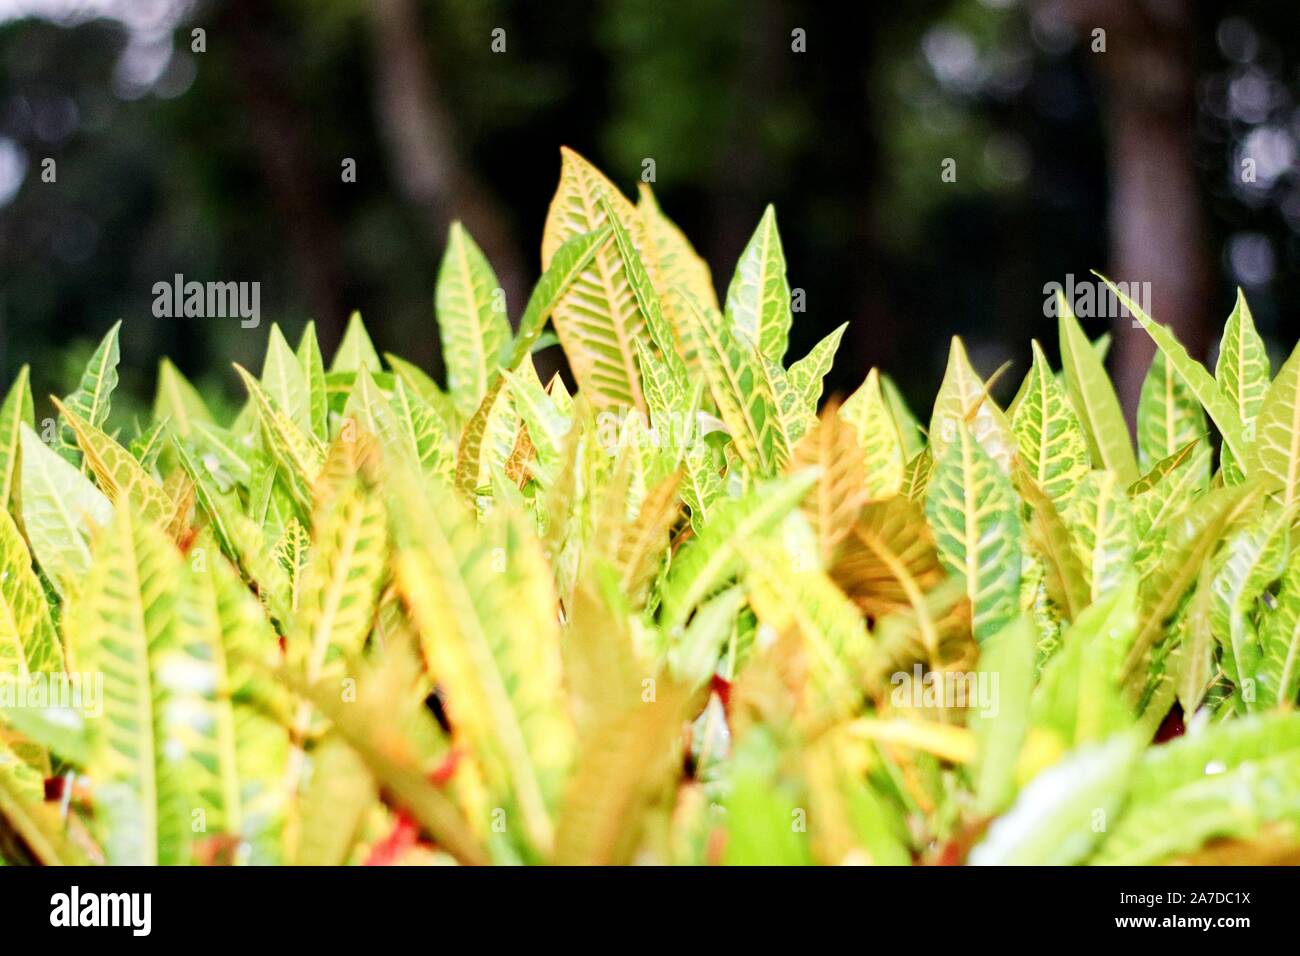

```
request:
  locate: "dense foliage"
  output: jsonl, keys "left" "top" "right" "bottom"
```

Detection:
{"left": 2, "top": 149, "right": 1300, "bottom": 866}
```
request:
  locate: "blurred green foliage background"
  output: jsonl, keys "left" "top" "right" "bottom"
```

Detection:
{"left": 1, "top": 0, "right": 1298, "bottom": 425}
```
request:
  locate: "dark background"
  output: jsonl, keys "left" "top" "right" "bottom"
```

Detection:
{"left": 1, "top": 0, "right": 1298, "bottom": 426}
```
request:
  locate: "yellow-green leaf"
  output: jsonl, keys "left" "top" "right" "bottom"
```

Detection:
{"left": 724, "top": 205, "right": 791, "bottom": 362}
{"left": 541, "top": 147, "right": 647, "bottom": 413}
{"left": 1250, "top": 338, "right": 1300, "bottom": 511}
{"left": 1215, "top": 289, "right": 1269, "bottom": 483}
{"left": 929, "top": 337, "right": 1015, "bottom": 474}
{"left": 925, "top": 420, "right": 1022, "bottom": 641}
{"left": 18, "top": 424, "right": 112, "bottom": 597}
{"left": 0, "top": 366, "right": 33, "bottom": 512}
{"left": 436, "top": 222, "right": 513, "bottom": 418}
{"left": 1099, "top": 274, "right": 1247, "bottom": 473}
{"left": 1012, "top": 341, "right": 1089, "bottom": 507}
{"left": 1058, "top": 297, "right": 1138, "bottom": 484}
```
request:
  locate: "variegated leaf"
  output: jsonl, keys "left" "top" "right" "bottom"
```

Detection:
{"left": 1215, "top": 289, "right": 1269, "bottom": 483}
{"left": 1102, "top": 274, "right": 1248, "bottom": 473}
{"left": 233, "top": 364, "right": 324, "bottom": 510}
{"left": 724, "top": 205, "right": 791, "bottom": 362}
{"left": 296, "top": 321, "right": 329, "bottom": 442}
{"left": 832, "top": 494, "right": 945, "bottom": 623}
{"left": 1250, "top": 338, "right": 1300, "bottom": 511}
{"left": 1064, "top": 470, "right": 1135, "bottom": 604}
{"left": 1208, "top": 503, "right": 1291, "bottom": 711}
{"left": 1137, "top": 350, "right": 1207, "bottom": 475}
{"left": 0, "top": 366, "right": 33, "bottom": 512}
{"left": 791, "top": 403, "right": 867, "bottom": 567}
{"left": 53, "top": 398, "right": 172, "bottom": 527}
{"left": 261, "top": 324, "right": 311, "bottom": 434}
{"left": 787, "top": 323, "right": 848, "bottom": 417}
{"left": 0, "top": 507, "right": 61, "bottom": 677}
{"left": 436, "top": 222, "right": 513, "bottom": 418}
{"left": 19, "top": 423, "right": 112, "bottom": 597}
{"left": 393, "top": 473, "right": 575, "bottom": 858}
{"left": 1012, "top": 341, "right": 1089, "bottom": 507}
{"left": 72, "top": 505, "right": 189, "bottom": 864}
{"left": 541, "top": 147, "right": 647, "bottom": 413}
{"left": 1125, "top": 483, "right": 1265, "bottom": 690}
{"left": 330, "top": 311, "right": 383, "bottom": 374}
{"left": 153, "top": 358, "right": 212, "bottom": 443}
{"left": 925, "top": 420, "right": 1022, "bottom": 641}
{"left": 839, "top": 369, "right": 904, "bottom": 501}
{"left": 929, "top": 337, "right": 1015, "bottom": 474}
{"left": 661, "top": 473, "right": 816, "bottom": 631}
{"left": 1057, "top": 297, "right": 1138, "bottom": 484}
{"left": 675, "top": 286, "right": 788, "bottom": 475}
{"left": 1259, "top": 553, "right": 1300, "bottom": 709}
{"left": 56, "top": 321, "right": 121, "bottom": 466}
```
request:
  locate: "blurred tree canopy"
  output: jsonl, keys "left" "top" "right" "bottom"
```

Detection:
{"left": 1, "top": 0, "right": 1298, "bottom": 424}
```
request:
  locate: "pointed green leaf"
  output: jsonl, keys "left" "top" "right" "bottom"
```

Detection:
{"left": 1259, "top": 553, "right": 1300, "bottom": 709}
{"left": 929, "top": 337, "right": 1015, "bottom": 474}
{"left": 0, "top": 508, "right": 61, "bottom": 678}
{"left": 881, "top": 373, "right": 925, "bottom": 460}
{"left": 661, "top": 473, "right": 817, "bottom": 632}
{"left": 73, "top": 505, "right": 189, "bottom": 865}
{"left": 1057, "top": 299, "right": 1138, "bottom": 483}
{"left": 724, "top": 205, "right": 791, "bottom": 362}
{"left": 152, "top": 358, "right": 212, "bottom": 442}
{"left": 1012, "top": 341, "right": 1090, "bottom": 506}
{"left": 436, "top": 223, "right": 513, "bottom": 418}
{"left": 839, "top": 369, "right": 904, "bottom": 500}
{"left": 0, "top": 367, "right": 33, "bottom": 512}
{"left": 1137, "top": 349, "right": 1207, "bottom": 474}
{"left": 925, "top": 421, "right": 1022, "bottom": 642}
{"left": 296, "top": 321, "right": 329, "bottom": 441}
{"left": 390, "top": 377, "right": 456, "bottom": 481}
{"left": 1216, "top": 289, "right": 1269, "bottom": 482}
{"left": 1209, "top": 503, "right": 1292, "bottom": 711}
{"left": 1063, "top": 470, "right": 1134, "bottom": 603}
{"left": 1125, "top": 482, "right": 1265, "bottom": 688}
{"left": 970, "top": 732, "right": 1141, "bottom": 865}
{"left": 19, "top": 424, "right": 112, "bottom": 596}
{"left": 1099, "top": 274, "right": 1247, "bottom": 472}
{"left": 261, "top": 324, "right": 311, "bottom": 434}
{"left": 787, "top": 323, "right": 847, "bottom": 416}
{"left": 232, "top": 364, "right": 324, "bottom": 510}
{"left": 53, "top": 398, "right": 172, "bottom": 527}
{"left": 330, "top": 311, "right": 382, "bottom": 373}
{"left": 602, "top": 195, "right": 688, "bottom": 393}
{"left": 675, "top": 286, "right": 787, "bottom": 475}
{"left": 1251, "top": 338, "right": 1300, "bottom": 511}
{"left": 287, "top": 476, "right": 387, "bottom": 683}
{"left": 172, "top": 439, "right": 291, "bottom": 624}
{"left": 541, "top": 148, "right": 647, "bottom": 413}
{"left": 57, "top": 321, "right": 121, "bottom": 464}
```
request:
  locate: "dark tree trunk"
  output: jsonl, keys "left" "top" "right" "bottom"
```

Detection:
{"left": 1053, "top": 0, "right": 1211, "bottom": 425}
{"left": 366, "top": 0, "right": 527, "bottom": 323}
{"left": 220, "top": 0, "right": 349, "bottom": 352}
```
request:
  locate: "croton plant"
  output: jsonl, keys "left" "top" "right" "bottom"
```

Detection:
{"left": 1, "top": 148, "right": 1299, "bottom": 867}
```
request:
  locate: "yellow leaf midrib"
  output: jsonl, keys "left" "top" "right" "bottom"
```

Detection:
{"left": 572, "top": 177, "right": 645, "bottom": 414}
